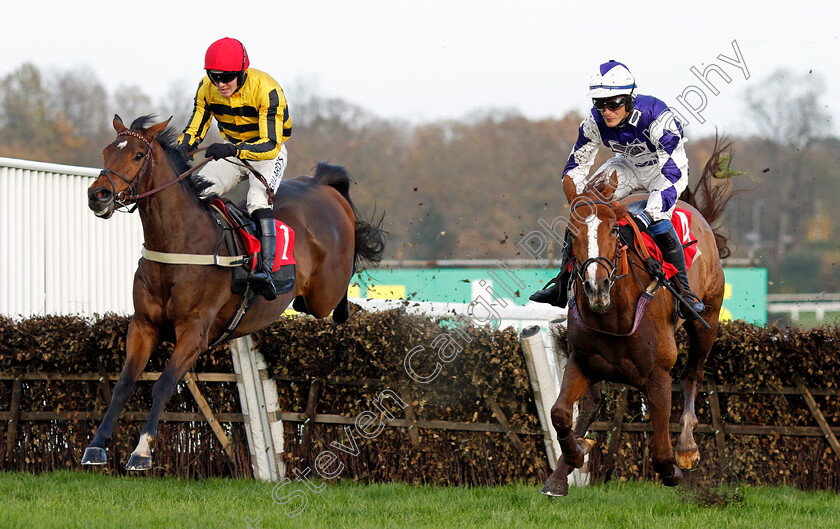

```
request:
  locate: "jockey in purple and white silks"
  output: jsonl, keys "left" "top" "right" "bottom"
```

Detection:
{"left": 530, "top": 60, "right": 705, "bottom": 318}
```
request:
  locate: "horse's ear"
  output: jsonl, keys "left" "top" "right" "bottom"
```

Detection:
{"left": 145, "top": 117, "right": 172, "bottom": 140}
{"left": 562, "top": 174, "right": 579, "bottom": 204}
{"left": 113, "top": 115, "right": 127, "bottom": 133}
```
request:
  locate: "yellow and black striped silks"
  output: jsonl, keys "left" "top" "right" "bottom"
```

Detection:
{"left": 178, "top": 68, "right": 292, "bottom": 161}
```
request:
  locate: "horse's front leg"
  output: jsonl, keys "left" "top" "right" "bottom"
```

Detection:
{"left": 646, "top": 368, "right": 683, "bottom": 486}
{"left": 542, "top": 381, "right": 601, "bottom": 497}
{"left": 543, "top": 359, "right": 596, "bottom": 496}
{"left": 126, "top": 321, "right": 208, "bottom": 471}
{"left": 82, "top": 318, "right": 159, "bottom": 465}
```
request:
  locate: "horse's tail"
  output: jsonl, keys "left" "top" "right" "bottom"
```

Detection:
{"left": 313, "top": 162, "right": 386, "bottom": 270}
{"left": 680, "top": 135, "right": 743, "bottom": 260}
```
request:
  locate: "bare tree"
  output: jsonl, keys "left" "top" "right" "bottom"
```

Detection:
{"left": 111, "top": 85, "right": 154, "bottom": 124}
{"left": 158, "top": 79, "right": 196, "bottom": 132}
{"left": 742, "top": 69, "right": 833, "bottom": 260}
{"left": 50, "top": 66, "right": 111, "bottom": 166}
{"left": 0, "top": 63, "right": 83, "bottom": 163}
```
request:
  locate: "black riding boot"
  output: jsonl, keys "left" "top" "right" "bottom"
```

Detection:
{"left": 529, "top": 228, "right": 574, "bottom": 308}
{"left": 654, "top": 229, "right": 704, "bottom": 318}
{"left": 250, "top": 209, "right": 278, "bottom": 301}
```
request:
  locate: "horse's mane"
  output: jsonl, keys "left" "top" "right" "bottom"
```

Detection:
{"left": 578, "top": 175, "right": 628, "bottom": 220}
{"left": 129, "top": 115, "right": 207, "bottom": 200}
{"left": 679, "top": 134, "right": 744, "bottom": 259}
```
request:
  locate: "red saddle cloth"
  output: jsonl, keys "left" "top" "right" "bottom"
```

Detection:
{"left": 211, "top": 200, "right": 296, "bottom": 271}
{"left": 618, "top": 208, "right": 699, "bottom": 279}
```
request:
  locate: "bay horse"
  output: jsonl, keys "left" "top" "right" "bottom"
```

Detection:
{"left": 542, "top": 142, "right": 735, "bottom": 496}
{"left": 82, "top": 115, "right": 385, "bottom": 470}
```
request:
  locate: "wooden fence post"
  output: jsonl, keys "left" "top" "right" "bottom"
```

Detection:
{"left": 184, "top": 372, "right": 236, "bottom": 464}
{"left": 603, "top": 385, "right": 629, "bottom": 480}
{"left": 704, "top": 374, "right": 727, "bottom": 468}
{"left": 5, "top": 369, "right": 22, "bottom": 467}
{"left": 794, "top": 374, "right": 840, "bottom": 457}
{"left": 97, "top": 363, "right": 112, "bottom": 405}
{"left": 299, "top": 380, "right": 322, "bottom": 462}
{"left": 483, "top": 392, "right": 524, "bottom": 454}
{"left": 400, "top": 381, "right": 421, "bottom": 449}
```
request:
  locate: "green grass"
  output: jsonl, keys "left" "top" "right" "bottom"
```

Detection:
{"left": 1, "top": 471, "right": 838, "bottom": 529}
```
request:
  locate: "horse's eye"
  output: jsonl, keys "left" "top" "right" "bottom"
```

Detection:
{"left": 134, "top": 152, "right": 145, "bottom": 161}
{"left": 612, "top": 225, "right": 619, "bottom": 235}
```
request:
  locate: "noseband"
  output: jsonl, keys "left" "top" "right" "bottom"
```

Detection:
{"left": 97, "top": 131, "right": 209, "bottom": 212}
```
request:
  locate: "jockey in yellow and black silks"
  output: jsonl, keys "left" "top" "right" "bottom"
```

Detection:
{"left": 177, "top": 37, "right": 292, "bottom": 301}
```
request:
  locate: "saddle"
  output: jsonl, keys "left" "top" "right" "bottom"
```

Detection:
{"left": 209, "top": 198, "right": 296, "bottom": 295}
{"left": 616, "top": 208, "right": 699, "bottom": 279}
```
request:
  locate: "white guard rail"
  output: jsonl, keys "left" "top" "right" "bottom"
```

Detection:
{"left": 0, "top": 157, "right": 143, "bottom": 317}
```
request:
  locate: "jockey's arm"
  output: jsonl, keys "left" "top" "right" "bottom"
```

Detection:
{"left": 177, "top": 78, "right": 214, "bottom": 149}
{"left": 563, "top": 114, "right": 602, "bottom": 197}
{"left": 645, "top": 109, "right": 690, "bottom": 223}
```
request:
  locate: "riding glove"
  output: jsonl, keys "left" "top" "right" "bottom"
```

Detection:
{"left": 174, "top": 143, "right": 192, "bottom": 163}
{"left": 205, "top": 143, "right": 238, "bottom": 160}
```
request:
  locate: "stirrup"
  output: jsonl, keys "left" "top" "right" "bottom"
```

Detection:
{"left": 678, "top": 290, "right": 704, "bottom": 318}
{"left": 249, "top": 270, "right": 277, "bottom": 301}
{"left": 529, "top": 276, "right": 569, "bottom": 308}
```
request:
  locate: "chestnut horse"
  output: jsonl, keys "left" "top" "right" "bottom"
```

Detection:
{"left": 542, "top": 143, "right": 735, "bottom": 495}
{"left": 82, "top": 115, "right": 385, "bottom": 470}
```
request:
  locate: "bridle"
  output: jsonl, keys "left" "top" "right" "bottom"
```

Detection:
{"left": 567, "top": 197, "right": 669, "bottom": 337}
{"left": 569, "top": 198, "right": 626, "bottom": 292}
{"left": 97, "top": 130, "right": 210, "bottom": 212}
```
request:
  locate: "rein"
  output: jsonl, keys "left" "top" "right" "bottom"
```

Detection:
{"left": 569, "top": 280, "right": 661, "bottom": 337}
{"left": 98, "top": 132, "right": 212, "bottom": 209}
{"left": 568, "top": 201, "right": 663, "bottom": 337}
{"left": 225, "top": 158, "right": 276, "bottom": 204}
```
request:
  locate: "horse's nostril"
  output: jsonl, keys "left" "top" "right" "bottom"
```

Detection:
{"left": 91, "top": 188, "right": 112, "bottom": 202}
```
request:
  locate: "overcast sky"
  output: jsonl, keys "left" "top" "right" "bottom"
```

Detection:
{"left": 3, "top": 0, "right": 837, "bottom": 139}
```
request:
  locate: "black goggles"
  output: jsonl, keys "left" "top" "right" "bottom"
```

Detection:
{"left": 207, "top": 70, "right": 239, "bottom": 84}
{"left": 593, "top": 96, "right": 627, "bottom": 111}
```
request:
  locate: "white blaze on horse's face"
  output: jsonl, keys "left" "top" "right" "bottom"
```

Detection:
{"left": 584, "top": 213, "right": 601, "bottom": 284}
{"left": 116, "top": 140, "right": 127, "bottom": 150}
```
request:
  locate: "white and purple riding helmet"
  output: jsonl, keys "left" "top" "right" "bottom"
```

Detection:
{"left": 589, "top": 60, "right": 637, "bottom": 100}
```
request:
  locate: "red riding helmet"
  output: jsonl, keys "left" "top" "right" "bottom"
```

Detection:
{"left": 204, "top": 38, "right": 250, "bottom": 72}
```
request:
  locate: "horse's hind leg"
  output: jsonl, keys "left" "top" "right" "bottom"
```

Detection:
{"left": 646, "top": 367, "right": 683, "bottom": 486}
{"left": 542, "top": 382, "right": 601, "bottom": 497}
{"left": 676, "top": 305, "right": 721, "bottom": 470}
{"left": 292, "top": 295, "right": 310, "bottom": 314}
{"left": 82, "top": 319, "right": 159, "bottom": 465}
{"left": 332, "top": 292, "right": 350, "bottom": 323}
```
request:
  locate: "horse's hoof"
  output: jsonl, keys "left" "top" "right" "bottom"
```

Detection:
{"left": 661, "top": 467, "right": 684, "bottom": 487}
{"left": 81, "top": 447, "right": 107, "bottom": 465}
{"left": 125, "top": 454, "right": 152, "bottom": 471}
{"left": 676, "top": 447, "right": 701, "bottom": 470}
{"left": 541, "top": 479, "right": 569, "bottom": 497}
{"left": 292, "top": 296, "right": 307, "bottom": 313}
{"left": 332, "top": 303, "right": 349, "bottom": 324}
